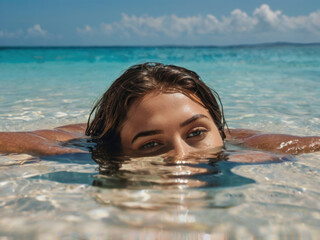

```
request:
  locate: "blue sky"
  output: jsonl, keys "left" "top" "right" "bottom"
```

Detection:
{"left": 1, "top": 0, "right": 320, "bottom": 46}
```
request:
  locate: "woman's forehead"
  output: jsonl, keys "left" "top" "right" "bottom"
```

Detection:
{"left": 130, "top": 92, "right": 207, "bottom": 114}
{"left": 120, "top": 92, "right": 211, "bottom": 133}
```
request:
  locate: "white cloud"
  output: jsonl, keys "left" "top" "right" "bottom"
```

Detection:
{"left": 253, "top": 4, "right": 282, "bottom": 28}
{"left": 0, "top": 25, "right": 48, "bottom": 40}
{"left": 252, "top": 4, "right": 320, "bottom": 34}
{"left": 27, "top": 24, "right": 47, "bottom": 36}
{"left": 77, "top": 23, "right": 113, "bottom": 35}
{"left": 0, "top": 29, "right": 23, "bottom": 38}
{"left": 101, "top": 23, "right": 113, "bottom": 34}
{"left": 84, "top": 4, "right": 320, "bottom": 41}
{"left": 228, "top": 9, "right": 258, "bottom": 32}
{"left": 76, "top": 24, "right": 93, "bottom": 34}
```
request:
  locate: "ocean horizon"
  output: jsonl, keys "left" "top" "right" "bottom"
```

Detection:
{"left": 1, "top": 41, "right": 320, "bottom": 48}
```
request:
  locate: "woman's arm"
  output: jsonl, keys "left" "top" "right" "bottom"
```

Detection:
{"left": 226, "top": 129, "right": 320, "bottom": 155}
{"left": 0, "top": 123, "right": 88, "bottom": 156}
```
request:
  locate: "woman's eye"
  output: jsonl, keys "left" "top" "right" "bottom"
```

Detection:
{"left": 141, "top": 141, "right": 160, "bottom": 149}
{"left": 187, "top": 129, "right": 207, "bottom": 138}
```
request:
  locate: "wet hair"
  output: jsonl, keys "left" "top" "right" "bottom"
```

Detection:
{"left": 86, "top": 62, "right": 227, "bottom": 158}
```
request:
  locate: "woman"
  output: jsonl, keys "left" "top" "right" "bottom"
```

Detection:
{"left": 0, "top": 63, "right": 319, "bottom": 162}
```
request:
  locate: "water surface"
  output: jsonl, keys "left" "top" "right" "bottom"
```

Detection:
{"left": 0, "top": 45, "right": 320, "bottom": 239}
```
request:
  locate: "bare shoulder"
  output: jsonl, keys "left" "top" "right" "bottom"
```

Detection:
{"left": 225, "top": 128, "right": 320, "bottom": 155}
{"left": 243, "top": 133, "right": 320, "bottom": 155}
{"left": 55, "top": 123, "right": 87, "bottom": 133}
{"left": 224, "top": 128, "right": 261, "bottom": 142}
{"left": 0, "top": 123, "right": 88, "bottom": 155}
{"left": 32, "top": 123, "right": 87, "bottom": 142}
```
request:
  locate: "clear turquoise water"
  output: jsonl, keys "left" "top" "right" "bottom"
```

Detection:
{"left": 1, "top": 46, "right": 319, "bottom": 133}
{"left": 0, "top": 45, "right": 320, "bottom": 239}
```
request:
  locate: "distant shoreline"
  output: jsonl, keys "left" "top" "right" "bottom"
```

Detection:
{"left": 1, "top": 42, "right": 320, "bottom": 49}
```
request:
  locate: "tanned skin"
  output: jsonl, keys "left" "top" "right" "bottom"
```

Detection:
{"left": 0, "top": 124, "right": 87, "bottom": 156}
{"left": 0, "top": 125, "right": 319, "bottom": 160}
{"left": 225, "top": 129, "right": 320, "bottom": 155}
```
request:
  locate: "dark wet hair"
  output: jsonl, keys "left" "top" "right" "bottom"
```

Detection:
{"left": 86, "top": 62, "right": 227, "bottom": 158}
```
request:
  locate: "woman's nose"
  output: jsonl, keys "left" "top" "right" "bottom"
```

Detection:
{"left": 170, "top": 136, "right": 191, "bottom": 158}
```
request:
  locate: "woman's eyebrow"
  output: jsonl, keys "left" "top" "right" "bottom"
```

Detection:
{"left": 180, "top": 114, "right": 209, "bottom": 127}
{"left": 131, "top": 114, "right": 208, "bottom": 144}
{"left": 131, "top": 130, "right": 164, "bottom": 144}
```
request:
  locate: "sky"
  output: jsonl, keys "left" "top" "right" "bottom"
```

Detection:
{"left": 0, "top": 0, "right": 320, "bottom": 46}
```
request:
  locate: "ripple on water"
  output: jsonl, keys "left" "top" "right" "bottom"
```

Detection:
{"left": 1, "top": 46, "right": 320, "bottom": 238}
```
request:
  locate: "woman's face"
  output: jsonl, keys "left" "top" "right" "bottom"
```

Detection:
{"left": 119, "top": 92, "right": 223, "bottom": 158}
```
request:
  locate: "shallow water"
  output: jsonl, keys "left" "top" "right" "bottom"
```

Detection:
{"left": 0, "top": 45, "right": 320, "bottom": 239}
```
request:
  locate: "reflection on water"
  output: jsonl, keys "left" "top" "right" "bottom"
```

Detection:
{"left": 30, "top": 171, "right": 95, "bottom": 185}
{"left": 1, "top": 147, "right": 319, "bottom": 238}
{"left": 25, "top": 150, "right": 255, "bottom": 214}
{"left": 31, "top": 150, "right": 255, "bottom": 190}
{"left": 27, "top": 151, "right": 255, "bottom": 216}
{"left": 92, "top": 154, "right": 254, "bottom": 190}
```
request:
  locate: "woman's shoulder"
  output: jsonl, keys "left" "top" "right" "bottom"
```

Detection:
{"left": 225, "top": 128, "right": 320, "bottom": 155}
{"left": 0, "top": 123, "right": 88, "bottom": 156}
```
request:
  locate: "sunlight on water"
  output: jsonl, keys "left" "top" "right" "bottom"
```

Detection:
{"left": 0, "top": 45, "right": 320, "bottom": 238}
